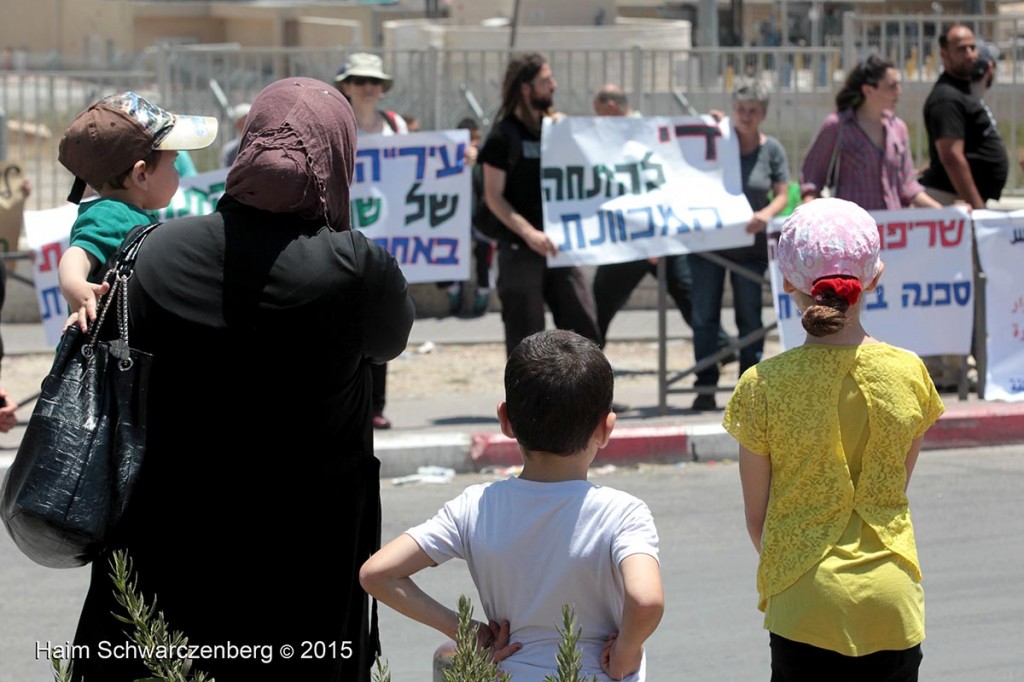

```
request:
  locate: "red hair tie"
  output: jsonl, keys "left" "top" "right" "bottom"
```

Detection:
{"left": 811, "top": 277, "right": 862, "bottom": 306}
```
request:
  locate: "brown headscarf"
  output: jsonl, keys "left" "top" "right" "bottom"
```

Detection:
{"left": 225, "top": 77, "right": 357, "bottom": 231}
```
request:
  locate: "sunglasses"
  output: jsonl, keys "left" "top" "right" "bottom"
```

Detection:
{"left": 348, "top": 76, "right": 383, "bottom": 87}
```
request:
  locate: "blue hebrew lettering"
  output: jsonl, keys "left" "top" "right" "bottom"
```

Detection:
{"left": 627, "top": 206, "right": 656, "bottom": 240}
{"left": 433, "top": 238, "right": 459, "bottom": 265}
{"left": 435, "top": 143, "right": 466, "bottom": 178}
{"left": 355, "top": 149, "right": 381, "bottom": 183}
{"left": 689, "top": 207, "right": 723, "bottom": 231}
{"left": 399, "top": 146, "right": 428, "bottom": 180}
{"left": 40, "top": 286, "right": 63, "bottom": 320}
{"left": 658, "top": 204, "right": 687, "bottom": 235}
{"left": 901, "top": 282, "right": 922, "bottom": 307}
{"left": 390, "top": 237, "right": 410, "bottom": 264}
{"left": 559, "top": 214, "right": 584, "bottom": 251}
{"left": 865, "top": 285, "right": 889, "bottom": 310}
{"left": 777, "top": 293, "right": 793, "bottom": 320}
{"left": 953, "top": 281, "right": 971, "bottom": 306}
{"left": 411, "top": 237, "right": 433, "bottom": 263}
{"left": 933, "top": 282, "right": 951, "bottom": 306}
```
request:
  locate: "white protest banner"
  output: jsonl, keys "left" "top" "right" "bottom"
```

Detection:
{"left": 769, "top": 206, "right": 973, "bottom": 356}
{"left": 974, "top": 210, "right": 1024, "bottom": 401}
{"left": 23, "top": 204, "right": 78, "bottom": 347}
{"left": 351, "top": 130, "right": 471, "bottom": 283}
{"left": 541, "top": 116, "right": 754, "bottom": 267}
{"left": 150, "top": 169, "right": 228, "bottom": 221}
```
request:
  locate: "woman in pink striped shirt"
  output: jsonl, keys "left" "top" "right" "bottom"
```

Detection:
{"left": 800, "top": 56, "right": 940, "bottom": 211}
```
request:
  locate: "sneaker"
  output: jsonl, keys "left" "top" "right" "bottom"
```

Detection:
{"left": 372, "top": 412, "right": 392, "bottom": 430}
{"left": 447, "top": 291, "right": 461, "bottom": 316}
{"left": 471, "top": 290, "right": 490, "bottom": 317}
{"left": 691, "top": 393, "right": 718, "bottom": 411}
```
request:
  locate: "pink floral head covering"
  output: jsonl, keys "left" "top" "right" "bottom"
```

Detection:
{"left": 777, "top": 198, "right": 882, "bottom": 295}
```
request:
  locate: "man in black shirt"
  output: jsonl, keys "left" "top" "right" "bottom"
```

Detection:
{"left": 921, "top": 24, "right": 1008, "bottom": 208}
{"left": 479, "top": 53, "right": 599, "bottom": 356}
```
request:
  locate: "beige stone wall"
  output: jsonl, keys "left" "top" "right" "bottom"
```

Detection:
{"left": 448, "top": 0, "right": 617, "bottom": 27}
{"left": 295, "top": 18, "right": 365, "bottom": 49}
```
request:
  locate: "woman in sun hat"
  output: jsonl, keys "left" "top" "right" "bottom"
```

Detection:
{"left": 335, "top": 53, "right": 409, "bottom": 429}
{"left": 723, "top": 198, "right": 944, "bottom": 680}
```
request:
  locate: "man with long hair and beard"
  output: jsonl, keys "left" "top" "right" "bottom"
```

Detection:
{"left": 479, "top": 53, "right": 600, "bottom": 357}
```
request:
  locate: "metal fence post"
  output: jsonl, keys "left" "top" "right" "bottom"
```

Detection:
{"left": 631, "top": 45, "right": 644, "bottom": 113}
{"left": 0, "top": 108, "right": 6, "bottom": 161}
{"left": 841, "top": 11, "right": 856, "bottom": 74}
{"left": 428, "top": 45, "right": 440, "bottom": 131}
{"left": 156, "top": 44, "right": 170, "bottom": 108}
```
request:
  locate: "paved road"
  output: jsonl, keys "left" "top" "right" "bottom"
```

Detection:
{"left": 2, "top": 445, "right": 1023, "bottom": 681}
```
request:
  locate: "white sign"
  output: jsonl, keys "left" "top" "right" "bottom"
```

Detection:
{"left": 974, "top": 210, "right": 1024, "bottom": 401}
{"left": 351, "top": 130, "right": 471, "bottom": 284}
{"left": 541, "top": 116, "right": 754, "bottom": 267}
{"left": 23, "top": 204, "right": 77, "bottom": 347}
{"left": 151, "top": 169, "right": 227, "bottom": 221}
{"left": 769, "top": 206, "right": 974, "bottom": 356}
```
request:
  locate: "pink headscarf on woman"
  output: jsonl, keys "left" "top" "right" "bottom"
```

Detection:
{"left": 225, "top": 77, "right": 356, "bottom": 231}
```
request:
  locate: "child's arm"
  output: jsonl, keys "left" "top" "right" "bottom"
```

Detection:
{"left": 58, "top": 246, "right": 109, "bottom": 332}
{"left": 904, "top": 437, "right": 924, "bottom": 491}
{"left": 739, "top": 445, "right": 771, "bottom": 553}
{"left": 601, "top": 553, "right": 664, "bottom": 680}
{"left": 360, "top": 534, "right": 521, "bottom": 660}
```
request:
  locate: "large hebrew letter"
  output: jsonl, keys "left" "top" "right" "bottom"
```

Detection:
{"left": 354, "top": 149, "right": 381, "bottom": 183}
{"left": 541, "top": 167, "right": 565, "bottom": 202}
{"left": 354, "top": 197, "right": 382, "bottom": 228}
{"left": 40, "top": 286, "right": 63, "bottom": 320}
{"left": 405, "top": 182, "right": 426, "bottom": 224}
{"left": 689, "top": 207, "right": 723, "bottom": 231}
{"left": 411, "top": 236, "right": 433, "bottom": 263}
{"left": 428, "top": 194, "right": 459, "bottom": 227}
{"left": 627, "top": 206, "right": 656, "bottom": 240}
{"left": 901, "top": 282, "right": 922, "bottom": 307}
{"left": 433, "top": 238, "right": 459, "bottom": 265}
{"left": 952, "top": 281, "right": 971, "bottom": 306}
{"left": 865, "top": 285, "right": 889, "bottom": 310}
{"left": 938, "top": 219, "right": 965, "bottom": 247}
{"left": 658, "top": 204, "right": 686, "bottom": 235}
{"left": 39, "top": 242, "right": 62, "bottom": 272}
{"left": 911, "top": 220, "right": 937, "bottom": 247}
{"left": 435, "top": 143, "right": 466, "bottom": 178}
{"left": 558, "top": 214, "right": 584, "bottom": 252}
{"left": 932, "top": 282, "right": 951, "bottom": 306}
{"left": 399, "top": 146, "right": 428, "bottom": 180}
{"left": 613, "top": 162, "right": 642, "bottom": 195}
{"left": 776, "top": 294, "right": 793, "bottom": 320}
{"left": 884, "top": 222, "right": 908, "bottom": 250}
{"left": 390, "top": 237, "right": 410, "bottom": 264}
{"left": 639, "top": 151, "right": 666, "bottom": 192}
{"left": 565, "top": 166, "right": 586, "bottom": 201}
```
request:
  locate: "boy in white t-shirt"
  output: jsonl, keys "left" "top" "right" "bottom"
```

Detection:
{"left": 360, "top": 330, "right": 663, "bottom": 681}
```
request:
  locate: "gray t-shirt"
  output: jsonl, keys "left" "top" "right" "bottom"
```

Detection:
{"left": 721, "top": 135, "right": 789, "bottom": 262}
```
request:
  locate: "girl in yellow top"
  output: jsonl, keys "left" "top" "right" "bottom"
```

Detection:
{"left": 724, "top": 198, "right": 943, "bottom": 681}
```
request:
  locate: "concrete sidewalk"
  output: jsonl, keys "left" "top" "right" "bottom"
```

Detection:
{"left": 2, "top": 308, "right": 1023, "bottom": 477}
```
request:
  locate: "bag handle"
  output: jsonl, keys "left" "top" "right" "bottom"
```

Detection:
{"left": 823, "top": 122, "right": 843, "bottom": 194}
{"left": 86, "top": 222, "right": 162, "bottom": 365}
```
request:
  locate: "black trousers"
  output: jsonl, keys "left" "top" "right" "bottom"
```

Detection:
{"left": 496, "top": 243, "right": 600, "bottom": 357}
{"left": 769, "top": 634, "right": 922, "bottom": 682}
{"left": 370, "top": 362, "right": 386, "bottom": 414}
{"left": 592, "top": 256, "right": 693, "bottom": 348}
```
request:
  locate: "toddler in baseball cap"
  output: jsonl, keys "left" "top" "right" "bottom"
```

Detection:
{"left": 776, "top": 197, "right": 884, "bottom": 338}
{"left": 56, "top": 91, "right": 218, "bottom": 332}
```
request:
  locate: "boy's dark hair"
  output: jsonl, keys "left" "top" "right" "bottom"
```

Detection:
{"left": 456, "top": 117, "right": 479, "bottom": 131}
{"left": 95, "top": 148, "right": 164, "bottom": 193}
{"left": 504, "top": 330, "right": 613, "bottom": 456}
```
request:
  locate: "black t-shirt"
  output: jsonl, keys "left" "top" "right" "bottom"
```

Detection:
{"left": 921, "top": 72, "right": 1008, "bottom": 200}
{"left": 479, "top": 115, "right": 542, "bottom": 245}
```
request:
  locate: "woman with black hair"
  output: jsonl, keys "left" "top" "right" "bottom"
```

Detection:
{"left": 800, "top": 55, "right": 940, "bottom": 210}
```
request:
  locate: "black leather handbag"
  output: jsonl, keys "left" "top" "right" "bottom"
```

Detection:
{"left": 0, "top": 223, "right": 159, "bottom": 568}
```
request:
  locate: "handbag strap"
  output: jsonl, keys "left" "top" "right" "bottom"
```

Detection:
{"left": 824, "top": 120, "right": 843, "bottom": 193}
{"left": 87, "top": 222, "right": 162, "bottom": 360}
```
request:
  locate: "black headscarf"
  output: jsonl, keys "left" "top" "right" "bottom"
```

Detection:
{"left": 225, "top": 77, "right": 357, "bottom": 231}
